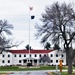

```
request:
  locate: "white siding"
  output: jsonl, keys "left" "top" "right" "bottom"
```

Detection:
{"left": 0, "top": 50, "right": 66, "bottom": 66}
{"left": 0, "top": 51, "right": 13, "bottom": 66}
{"left": 48, "top": 50, "right": 66, "bottom": 65}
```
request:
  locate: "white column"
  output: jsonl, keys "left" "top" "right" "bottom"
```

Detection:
{"left": 37, "top": 60, "right": 39, "bottom": 65}
{"left": 22, "top": 60, "right": 23, "bottom": 65}
{"left": 32, "top": 60, "right": 34, "bottom": 65}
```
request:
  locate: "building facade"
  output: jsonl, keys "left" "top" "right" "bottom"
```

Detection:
{"left": 0, "top": 49, "right": 66, "bottom": 66}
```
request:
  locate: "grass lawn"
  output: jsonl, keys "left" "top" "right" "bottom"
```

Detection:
{"left": 0, "top": 65, "right": 75, "bottom": 75}
{"left": 0, "top": 65, "right": 71, "bottom": 71}
{"left": 0, "top": 66, "right": 57, "bottom": 71}
{"left": 0, "top": 66, "right": 57, "bottom": 75}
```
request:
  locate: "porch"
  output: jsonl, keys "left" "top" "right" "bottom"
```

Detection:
{"left": 22, "top": 57, "right": 40, "bottom": 66}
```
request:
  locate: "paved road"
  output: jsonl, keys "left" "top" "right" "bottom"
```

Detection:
{"left": 7, "top": 71, "right": 49, "bottom": 75}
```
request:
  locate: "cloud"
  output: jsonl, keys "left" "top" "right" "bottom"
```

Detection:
{"left": 0, "top": 0, "right": 75, "bottom": 49}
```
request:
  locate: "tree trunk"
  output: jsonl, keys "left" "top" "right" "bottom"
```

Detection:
{"left": 66, "top": 48, "right": 73, "bottom": 74}
{"left": 68, "top": 57, "right": 73, "bottom": 74}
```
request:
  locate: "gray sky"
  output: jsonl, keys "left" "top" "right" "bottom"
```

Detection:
{"left": 0, "top": 0, "right": 75, "bottom": 49}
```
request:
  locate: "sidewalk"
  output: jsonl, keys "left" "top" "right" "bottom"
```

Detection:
{"left": 0, "top": 70, "right": 75, "bottom": 75}
{"left": 0, "top": 70, "right": 68, "bottom": 73}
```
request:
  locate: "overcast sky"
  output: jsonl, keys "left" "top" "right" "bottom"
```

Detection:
{"left": 0, "top": 0, "right": 75, "bottom": 49}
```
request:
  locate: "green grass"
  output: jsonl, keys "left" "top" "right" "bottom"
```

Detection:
{"left": 0, "top": 65, "right": 69, "bottom": 71}
{"left": 0, "top": 66, "right": 57, "bottom": 71}
{"left": 0, "top": 66, "right": 75, "bottom": 75}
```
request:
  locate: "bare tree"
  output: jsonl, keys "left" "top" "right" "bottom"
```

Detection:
{"left": 0, "top": 20, "right": 21, "bottom": 52}
{"left": 53, "top": 43, "right": 60, "bottom": 50}
{"left": 35, "top": 2, "right": 75, "bottom": 74}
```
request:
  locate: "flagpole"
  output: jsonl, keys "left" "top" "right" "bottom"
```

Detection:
{"left": 28, "top": 6, "right": 34, "bottom": 63}
{"left": 29, "top": 6, "right": 31, "bottom": 62}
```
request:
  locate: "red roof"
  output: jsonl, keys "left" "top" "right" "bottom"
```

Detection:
{"left": 9, "top": 50, "right": 53, "bottom": 54}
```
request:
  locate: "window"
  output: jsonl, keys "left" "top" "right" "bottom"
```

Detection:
{"left": 19, "top": 54, "right": 21, "bottom": 57}
{"left": 24, "top": 60, "right": 26, "bottom": 63}
{"left": 8, "top": 54, "right": 10, "bottom": 57}
{"left": 2, "top": 60, "right": 5, "bottom": 63}
{"left": 34, "top": 60, "right": 37, "bottom": 63}
{"left": 39, "top": 60, "right": 41, "bottom": 63}
{"left": 62, "top": 54, "right": 64, "bottom": 57}
{"left": 19, "top": 60, "right": 21, "bottom": 63}
{"left": 2, "top": 54, "right": 5, "bottom": 57}
{"left": 56, "top": 60, "right": 58, "bottom": 63}
{"left": 51, "top": 54, "right": 53, "bottom": 57}
{"left": 44, "top": 54, "right": 46, "bottom": 57}
{"left": 35, "top": 54, "right": 37, "bottom": 57}
{"left": 51, "top": 60, "right": 53, "bottom": 63}
{"left": 14, "top": 54, "right": 16, "bottom": 57}
{"left": 39, "top": 54, "right": 41, "bottom": 57}
{"left": 8, "top": 60, "right": 10, "bottom": 63}
{"left": 30, "top": 54, "right": 31, "bottom": 57}
{"left": 56, "top": 54, "right": 58, "bottom": 57}
{"left": 24, "top": 54, "right": 26, "bottom": 57}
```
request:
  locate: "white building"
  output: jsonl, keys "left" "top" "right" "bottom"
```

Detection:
{"left": 0, "top": 49, "right": 66, "bottom": 66}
